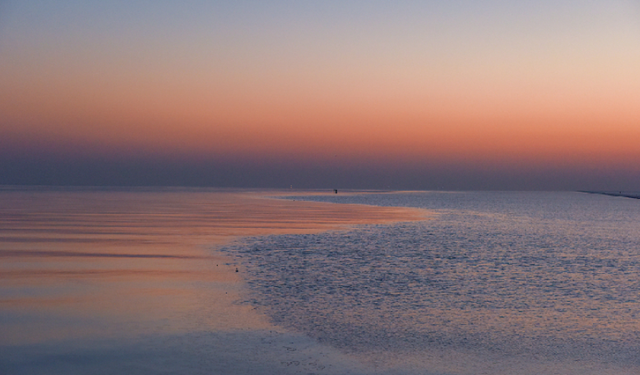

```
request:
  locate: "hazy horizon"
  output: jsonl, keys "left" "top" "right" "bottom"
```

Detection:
{"left": 1, "top": 1, "right": 639, "bottom": 190}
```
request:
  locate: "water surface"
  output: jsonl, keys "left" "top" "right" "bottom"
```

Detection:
{"left": 0, "top": 187, "right": 423, "bottom": 374}
{"left": 224, "top": 191, "right": 640, "bottom": 374}
{"left": 3, "top": 188, "right": 640, "bottom": 374}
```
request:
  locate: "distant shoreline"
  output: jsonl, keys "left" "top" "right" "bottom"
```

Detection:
{"left": 580, "top": 191, "right": 640, "bottom": 200}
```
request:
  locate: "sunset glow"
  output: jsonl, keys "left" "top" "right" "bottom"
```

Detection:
{"left": 1, "top": 1, "right": 639, "bottom": 189}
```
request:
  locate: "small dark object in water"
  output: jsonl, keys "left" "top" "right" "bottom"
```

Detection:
{"left": 235, "top": 267, "right": 239, "bottom": 272}
{"left": 334, "top": 189, "right": 338, "bottom": 194}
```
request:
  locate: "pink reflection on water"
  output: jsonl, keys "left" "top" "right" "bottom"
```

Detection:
{"left": 0, "top": 189, "right": 427, "bottom": 345}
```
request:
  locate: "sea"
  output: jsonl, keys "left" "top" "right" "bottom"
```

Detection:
{"left": 1, "top": 187, "right": 639, "bottom": 375}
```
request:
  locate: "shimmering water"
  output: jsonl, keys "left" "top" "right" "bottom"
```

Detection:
{"left": 0, "top": 187, "right": 422, "bottom": 375}
{"left": 223, "top": 191, "right": 640, "bottom": 374}
{"left": 2, "top": 188, "right": 639, "bottom": 374}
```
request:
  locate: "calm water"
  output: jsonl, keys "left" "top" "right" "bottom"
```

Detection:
{"left": 224, "top": 191, "right": 640, "bottom": 374}
{"left": 0, "top": 187, "right": 420, "bottom": 375}
{"left": 1, "top": 188, "right": 639, "bottom": 374}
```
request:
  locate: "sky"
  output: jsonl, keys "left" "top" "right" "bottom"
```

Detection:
{"left": 1, "top": 0, "right": 639, "bottom": 190}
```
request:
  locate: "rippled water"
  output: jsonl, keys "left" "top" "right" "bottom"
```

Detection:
{"left": 224, "top": 191, "right": 640, "bottom": 373}
{"left": 0, "top": 187, "right": 423, "bottom": 375}
{"left": 3, "top": 188, "right": 639, "bottom": 374}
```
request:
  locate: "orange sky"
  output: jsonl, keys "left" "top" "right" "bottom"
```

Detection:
{"left": 1, "top": 1, "right": 639, "bottom": 188}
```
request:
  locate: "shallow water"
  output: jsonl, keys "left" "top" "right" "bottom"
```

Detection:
{"left": 0, "top": 187, "right": 422, "bottom": 374}
{"left": 223, "top": 191, "right": 640, "bottom": 374}
{"left": 2, "top": 188, "right": 639, "bottom": 374}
